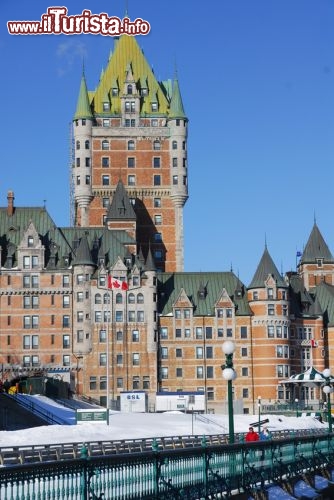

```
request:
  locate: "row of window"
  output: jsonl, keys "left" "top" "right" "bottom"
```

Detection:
{"left": 95, "top": 156, "right": 187, "bottom": 169}
{"left": 21, "top": 334, "right": 70, "bottom": 349}
{"left": 81, "top": 174, "right": 187, "bottom": 187}
{"left": 174, "top": 308, "right": 234, "bottom": 320}
{"left": 98, "top": 329, "right": 140, "bottom": 343}
{"left": 252, "top": 289, "right": 287, "bottom": 300}
{"left": 94, "top": 310, "right": 145, "bottom": 323}
{"left": 102, "top": 196, "right": 162, "bottom": 209}
{"left": 94, "top": 292, "right": 145, "bottom": 304}
{"left": 98, "top": 139, "right": 186, "bottom": 151}
{"left": 89, "top": 375, "right": 150, "bottom": 391}
{"left": 160, "top": 326, "right": 245, "bottom": 339}
{"left": 74, "top": 117, "right": 186, "bottom": 128}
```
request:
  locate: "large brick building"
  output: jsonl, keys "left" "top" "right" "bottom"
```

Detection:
{"left": 1, "top": 34, "right": 334, "bottom": 414}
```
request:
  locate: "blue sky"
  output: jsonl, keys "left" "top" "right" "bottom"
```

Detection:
{"left": 1, "top": 1, "right": 334, "bottom": 285}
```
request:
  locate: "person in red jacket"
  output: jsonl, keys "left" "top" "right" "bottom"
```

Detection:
{"left": 245, "top": 427, "right": 259, "bottom": 442}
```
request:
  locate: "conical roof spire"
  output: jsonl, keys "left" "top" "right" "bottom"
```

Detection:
{"left": 249, "top": 246, "right": 286, "bottom": 288}
{"left": 301, "top": 223, "right": 334, "bottom": 263}
{"left": 106, "top": 180, "right": 136, "bottom": 220}
{"left": 72, "top": 233, "right": 95, "bottom": 266}
{"left": 169, "top": 77, "right": 186, "bottom": 119}
{"left": 74, "top": 72, "right": 93, "bottom": 120}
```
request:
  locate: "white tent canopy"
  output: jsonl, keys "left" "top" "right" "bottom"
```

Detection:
{"left": 280, "top": 366, "right": 334, "bottom": 386}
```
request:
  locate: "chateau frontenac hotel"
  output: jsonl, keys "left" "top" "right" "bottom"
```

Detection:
{"left": 1, "top": 34, "right": 333, "bottom": 414}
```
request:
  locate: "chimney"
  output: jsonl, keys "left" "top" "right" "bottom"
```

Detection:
{"left": 7, "top": 190, "right": 14, "bottom": 216}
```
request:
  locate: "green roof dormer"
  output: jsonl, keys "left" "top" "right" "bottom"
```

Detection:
{"left": 74, "top": 72, "right": 93, "bottom": 121}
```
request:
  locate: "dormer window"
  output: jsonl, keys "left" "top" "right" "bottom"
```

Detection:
{"left": 112, "top": 88, "right": 118, "bottom": 96}
{"left": 267, "top": 287, "right": 274, "bottom": 299}
{"left": 127, "top": 84, "right": 133, "bottom": 95}
{"left": 103, "top": 102, "right": 110, "bottom": 111}
{"left": 317, "top": 258, "right": 323, "bottom": 268}
{"left": 28, "top": 236, "right": 34, "bottom": 248}
{"left": 141, "top": 88, "right": 148, "bottom": 96}
{"left": 151, "top": 102, "right": 158, "bottom": 112}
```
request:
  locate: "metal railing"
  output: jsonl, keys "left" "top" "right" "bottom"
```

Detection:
{"left": 0, "top": 432, "right": 333, "bottom": 499}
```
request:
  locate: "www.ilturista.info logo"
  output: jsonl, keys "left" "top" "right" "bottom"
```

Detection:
{"left": 7, "top": 7, "right": 151, "bottom": 36}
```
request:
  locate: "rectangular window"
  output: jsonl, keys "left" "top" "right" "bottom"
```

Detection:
{"left": 132, "top": 330, "right": 139, "bottom": 342}
{"left": 268, "top": 325, "right": 275, "bottom": 338}
{"left": 207, "top": 366, "right": 214, "bottom": 378}
{"left": 176, "top": 368, "right": 183, "bottom": 377}
{"left": 128, "top": 175, "right": 136, "bottom": 186}
{"left": 77, "top": 330, "right": 84, "bottom": 343}
{"left": 268, "top": 304, "right": 275, "bottom": 315}
{"left": 154, "top": 214, "right": 162, "bottom": 225}
{"left": 160, "top": 327, "right": 168, "bottom": 339}
{"left": 63, "top": 335, "right": 70, "bottom": 348}
{"left": 115, "top": 311, "right": 123, "bottom": 322}
{"left": 196, "top": 347, "right": 203, "bottom": 359}
{"left": 90, "top": 377, "right": 97, "bottom": 390}
{"left": 63, "top": 355, "right": 70, "bottom": 367}
{"left": 241, "top": 347, "right": 248, "bottom": 357}
{"left": 63, "top": 295, "right": 70, "bottom": 308}
{"left": 174, "top": 309, "right": 181, "bottom": 319}
{"left": 176, "top": 348, "right": 182, "bottom": 357}
{"left": 127, "top": 157, "right": 135, "bottom": 168}
{"left": 102, "top": 175, "right": 110, "bottom": 185}
{"left": 153, "top": 175, "right": 161, "bottom": 186}
{"left": 175, "top": 328, "right": 182, "bottom": 338}
{"left": 133, "top": 353, "right": 140, "bottom": 366}
{"left": 154, "top": 197, "right": 161, "bottom": 207}
{"left": 161, "top": 367, "right": 168, "bottom": 380}
{"left": 240, "top": 326, "right": 248, "bottom": 339}
{"left": 172, "top": 158, "right": 178, "bottom": 167}
{"left": 172, "top": 175, "right": 178, "bottom": 185}
{"left": 99, "top": 353, "right": 107, "bottom": 366}
{"left": 103, "top": 119, "right": 110, "bottom": 127}
{"left": 100, "top": 376, "right": 107, "bottom": 390}
{"left": 63, "top": 315, "right": 70, "bottom": 328}
{"left": 205, "top": 327, "right": 212, "bottom": 339}
{"left": 196, "top": 366, "right": 204, "bottom": 379}
{"left": 195, "top": 327, "right": 203, "bottom": 339}
{"left": 63, "top": 275, "right": 70, "bottom": 287}
{"left": 206, "top": 346, "right": 213, "bottom": 358}
{"left": 23, "top": 335, "right": 30, "bottom": 349}
{"left": 137, "top": 311, "right": 144, "bottom": 322}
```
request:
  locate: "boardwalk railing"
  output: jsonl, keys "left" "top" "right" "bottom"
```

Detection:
{"left": 0, "top": 432, "right": 334, "bottom": 499}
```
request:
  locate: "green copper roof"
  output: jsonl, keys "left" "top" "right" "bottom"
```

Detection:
{"left": 89, "top": 35, "right": 171, "bottom": 116}
{"left": 72, "top": 232, "right": 95, "bottom": 266}
{"left": 74, "top": 73, "right": 93, "bottom": 120}
{"left": 314, "top": 282, "right": 334, "bottom": 326}
{"left": 158, "top": 272, "right": 251, "bottom": 316}
{"left": 249, "top": 246, "right": 286, "bottom": 289}
{"left": 301, "top": 223, "right": 334, "bottom": 263}
{"left": 169, "top": 78, "right": 186, "bottom": 119}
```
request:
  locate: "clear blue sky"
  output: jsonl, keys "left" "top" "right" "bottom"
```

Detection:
{"left": 1, "top": 1, "right": 334, "bottom": 285}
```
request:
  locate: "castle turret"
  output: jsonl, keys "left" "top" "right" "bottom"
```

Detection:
{"left": 168, "top": 76, "right": 188, "bottom": 271}
{"left": 73, "top": 71, "right": 93, "bottom": 226}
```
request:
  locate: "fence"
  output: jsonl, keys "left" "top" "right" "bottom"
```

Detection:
{"left": 0, "top": 432, "right": 333, "bottom": 499}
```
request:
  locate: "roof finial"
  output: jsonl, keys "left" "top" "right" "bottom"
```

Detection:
{"left": 125, "top": 0, "right": 129, "bottom": 17}
{"left": 314, "top": 210, "right": 317, "bottom": 225}
{"left": 264, "top": 233, "right": 267, "bottom": 249}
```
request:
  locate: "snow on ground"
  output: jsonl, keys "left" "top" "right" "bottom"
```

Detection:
{"left": 0, "top": 394, "right": 327, "bottom": 448}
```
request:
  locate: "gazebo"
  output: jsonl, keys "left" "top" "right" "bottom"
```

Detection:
{"left": 280, "top": 366, "right": 332, "bottom": 410}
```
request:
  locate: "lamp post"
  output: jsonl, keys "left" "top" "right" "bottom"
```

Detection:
{"left": 322, "top": 368, "right": 332, "bottom": 433}
{"left": 257, "top": 396, "right": 261, "bottom": 434}
{"left": 222, "top": 340, "right": 236, "bottom": 444}
{"left": 295, "top": 398, "right": 299, "bottom": 418}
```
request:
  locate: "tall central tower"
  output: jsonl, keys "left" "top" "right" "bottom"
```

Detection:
{"left": 72, "top": 35, "right": 188, "bottom": 272}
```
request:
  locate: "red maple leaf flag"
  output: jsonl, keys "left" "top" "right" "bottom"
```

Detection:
{"left": 107, "top": 276, "right": 128, "bottom": 291}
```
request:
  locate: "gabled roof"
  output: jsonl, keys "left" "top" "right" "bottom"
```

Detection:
{"left": 106, "top": 180, "right": 136, "bottom": 220}
{"left": 249, "top": 246, "right": 286, "bottom": 289}
{"left": 300, "top": 223, "right": 334, "bottom": 263}
{"left": 158, "top": 272, "right": 251, "bottom": 316}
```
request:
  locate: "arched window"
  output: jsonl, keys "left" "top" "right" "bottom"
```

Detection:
{"left": 116, "top": 293, "right": 123, "bottom": 304}
{"left": 128, "top": 293, "right": 135, "bottom": 304}
{"left": 103, "top": 293, "right": 110, "bottom": 304}
{"left": 137, "top": 293, "right": 144, "bottom": 304}
{"left": 95, "top": 293, "right": 102, "bottom": 304}
{"left": 127, "top": 84, "right": 133, "bottom": 95}
{"left": 76, "top": 140, "right": 80, "bottom": 150}
{"left": 85, "top": 140, "right": 90, "bottom": 149}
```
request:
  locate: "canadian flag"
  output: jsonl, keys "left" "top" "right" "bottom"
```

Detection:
{"left": 311, "top": 339, "right": 318, "bottom": 348}
{"left": 107, "top": 276, "right": 128, "bottom": 290}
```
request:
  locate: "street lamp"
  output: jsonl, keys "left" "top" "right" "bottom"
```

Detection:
{"left": 322, "top": 368, "right": 332, "bottom": 433}
{"left": 222, "top": 340, "right": 236, "bottom": 444}
{"left": 257, "top": 396, "right": 261, "bottom": 434}
{"left": 295, "top": 398, "right": 299, "bottom": 418}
